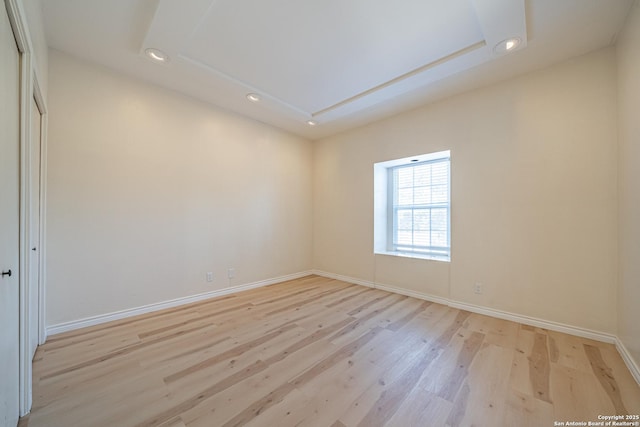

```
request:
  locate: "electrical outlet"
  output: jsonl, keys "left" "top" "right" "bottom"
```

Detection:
{"left": 474, "top": 282, "right": 483, "bottom": 294}
{"left": 206, "top": 272, "right": 213, "bottom": 282}
{"left": 228, "top": 268, "right": 235, "bottom": 279}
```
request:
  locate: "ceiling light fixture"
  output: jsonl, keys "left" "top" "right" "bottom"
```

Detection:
{"left": 246, "top": 93, "right": 261, "bottom": 102}
{"left": 493, "top": 37, "right": 522, "bottom": 55}
{"left": 145, "top": 48, "right": 169, "bottom": 63}
{"left": 307, "top": 120, "right": 317, "bottom": 126}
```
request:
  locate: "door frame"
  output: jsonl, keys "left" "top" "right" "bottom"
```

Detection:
{"left": 33, "top": 77, "right": 47, "bottom": 349}
{"left": 4, "top": 0, "right": 48, "bottom": 416}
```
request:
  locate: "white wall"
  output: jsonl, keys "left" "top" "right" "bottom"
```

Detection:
{"left": 46, "top": 50, "right": 313, "bottom": 326}
{"left": 617, "top": 2, "right": 640, "bottom": 371}
{"left": 313, "top": 48, "right": 619, "bottom": 334}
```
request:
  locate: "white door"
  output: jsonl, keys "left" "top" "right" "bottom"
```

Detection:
{"left": 29, "top": 97, "right": 42, "bottom": 360}
{"left": 0, "top": 0, "right": 21, "bottom": 425}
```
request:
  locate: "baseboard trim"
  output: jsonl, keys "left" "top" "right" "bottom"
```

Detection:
{"left": 312, "top": 269, "right": 616, "bottom": 344}
{"left": 311, "top": 270, "right": 376, "bottom": 289}
{"left": 616, "top": 338, "right": 640, "bottom": 385}
{"left": 46, "top": 270, "right": 313, "bottom": 336}
{"left": 314, "top": 269, "right": 640, "bottom": 385}
{"left": 317, "top": 270, "right": 640, "bottom": 385}
{"left": 45, "top": 269, "right": 639, "bottom": 386}
{"left": 374, "top": 282, "right": 451, "bottom": 307}
{"left": 447, "top": 300, "right": 616, "bottom": 344}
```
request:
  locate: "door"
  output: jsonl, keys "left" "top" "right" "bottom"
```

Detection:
{"left": 29, "top": 97, "right": 41, "bottom": 360}
{"left": 0, "top": 0, "right": 21, "bottom": 425}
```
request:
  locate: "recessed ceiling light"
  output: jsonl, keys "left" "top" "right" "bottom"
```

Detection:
{"left": 246, "top": 93, "right": 261, "bottom": 102}
{"left": 307, "top": 120, "right": 317, "bottom": 126}
{"left": 493, "top": 37, "right": 522, "bottom": 55}
{"left": 145, "top": 48, "right": 169, "bottom": 63}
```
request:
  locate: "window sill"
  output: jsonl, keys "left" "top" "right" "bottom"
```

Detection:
{"left": 374, "top": 250, "right": 450, "bottom": 263}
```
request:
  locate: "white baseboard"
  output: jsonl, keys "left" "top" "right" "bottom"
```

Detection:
{"left": 46, "top": 270, "right": 313, "bottom": 336}
{"left": 45, "top": 268, "right": 640, "bottom": 386}
{"left": 311, "top": 270, "right": 376, "bottom": 289}
{"left": 616, "top": 338, "right": 640, "bottom": 385}
{"left": 312, "top": 270, "right": 450, "bottom": 306}
{"left": 374, "top": 282, "right": 451, "bottom": 307}
{"left": 447, "top": 300, "right": 616, "bottom": 344}
{"left": 312, "top": 269, "right": 616, "bottom": 344}
{"left": 313, "top": 270, "right": 640, "bottom": 384}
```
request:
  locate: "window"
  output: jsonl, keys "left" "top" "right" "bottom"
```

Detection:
{"left": 374, "top": 150, "right": 450, "bottom": 261}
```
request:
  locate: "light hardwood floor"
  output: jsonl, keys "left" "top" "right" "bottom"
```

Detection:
{"left": 20, "top": 275, "right": 640, "bottom": 426}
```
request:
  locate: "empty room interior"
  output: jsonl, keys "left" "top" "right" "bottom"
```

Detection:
{"left": 2, "top": 0, "right": 640, "bottom": 426}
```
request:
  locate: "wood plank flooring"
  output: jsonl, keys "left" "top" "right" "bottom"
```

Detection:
{"left": 20, "top": 275, "right": 640, "bottom": 426}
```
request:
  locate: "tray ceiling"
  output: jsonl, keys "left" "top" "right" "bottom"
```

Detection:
{"left": 43, "top": 0, "right": 633, "bottom": 139}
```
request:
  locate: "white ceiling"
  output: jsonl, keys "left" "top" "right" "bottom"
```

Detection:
{"left": 42, "top": 0, "right": 634, "bottom": 139}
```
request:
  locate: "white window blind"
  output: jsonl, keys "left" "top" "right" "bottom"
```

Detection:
{"left": 390, "top": 156, "right": 450, "bottom": 258}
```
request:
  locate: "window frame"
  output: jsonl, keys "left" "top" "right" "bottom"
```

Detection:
{"left": 374, "top": 150, "right": 451, "bottom": 262}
